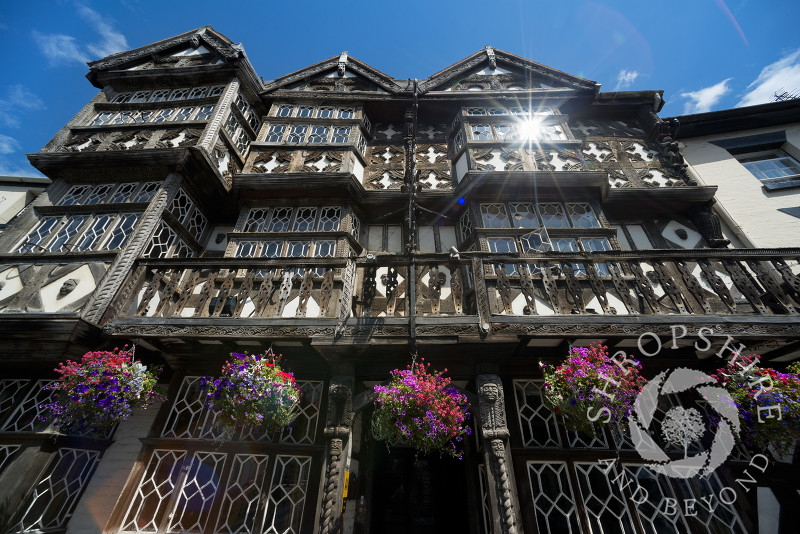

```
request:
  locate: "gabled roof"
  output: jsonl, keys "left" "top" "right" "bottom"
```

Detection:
{"left": 86, "top": 26, "right": 244, "bottom": 74}
{"left": 417, "top": 47, "right": 599, "bottom": 94}
{"left": 262, "top": 53, "right": 404, "bottom": 95}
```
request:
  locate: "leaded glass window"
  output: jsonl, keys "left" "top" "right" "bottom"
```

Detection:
{"left": 102, "top": 213, "right": 140, "bottom": 250}
{"left": 307, "top": 126, "right": 329, "bottom": 143}
{"left": 266, "top": 124, "right": 286, "bottom": 142}
{"left": 331, "top": 126, "right": 350, "bottom": 143}
{"left": 287, "top": 125, "right": 307, "bottom": 143}
{"left": 47, "top": 216, "right": 88, "bottom": 252}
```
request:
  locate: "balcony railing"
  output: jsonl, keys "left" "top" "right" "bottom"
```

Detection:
{"left": 110, "top": 250, "right": 800, "bottom": 326}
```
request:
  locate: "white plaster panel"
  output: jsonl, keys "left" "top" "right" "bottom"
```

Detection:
{"left": 40, "top": 264, "right": 97, "bottom": 312}
{"left": 439, "top": 226, "right": 457, "bottom": 251}
{"left": 0, "top": 267, "right": 23, "bottom": 302}
{"left": 205, "top": 226, "right": 233, "bottom": 252}
{"left": 455, "top": 153, "right": 469, "bottom": 183}
{"left": 282, "top": 295, "right": 320, "bottom": 318}
{"left": 367, "top": 226, "right": 383, "bottom": 251}
{"left": 352, "top": 157, "right": 364, "bottom": 183}
{"left": 419, "top": 226, "right": 435, "bottom": 253}
{"left": 386, "top": 225, "right": 403, "bottom": 252}
{"left": 662, "top": 220, "right": 703, "bottom": 248}
{"left": 612, "top": 226, "right": 631, "bottom": 251}
{"left": 626, "top": 225, "right": 652, "bottom": 250}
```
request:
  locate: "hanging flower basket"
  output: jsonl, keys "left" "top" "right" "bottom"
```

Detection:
{"left": 372, "top": 360, "right": 471, "bottom": 459}
{"left": 541, "top": 343, "right": 646, "bottom": 435}
{"left": 201, "top": 351, "right": 300, "bottom": 437}
{"left": 712, "top": 355, "right": 800, "bottom": 456}
{"left": 41, "top": 346, "right": 165, "bottom": 436}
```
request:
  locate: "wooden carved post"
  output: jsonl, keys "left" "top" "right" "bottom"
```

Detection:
{"left": 477, "top": 375, "right": 521, "bottom": 534}
{"left": 82, "top": 172, "right": 182, "bottom": 325}
{"left": 318, "top": 376, "right": 354, "bottom": 534}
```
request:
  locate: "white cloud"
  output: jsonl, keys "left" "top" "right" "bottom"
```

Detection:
{"left": 0, "top": 85, "right": 46, "bottom": 128}
{"left": 32, "top": 4, "right": 128, "bottom": 65}
{"left": 615, "top": 69, "right": 639, "bottom": 90}
{"left": 680, "top": 78, "right": 732, "bottom": 114}
{"left": 77, "top": 4, "right": 128, "bottom": 58}
{"left": 737, "top": 49, "right": 800, "bottom": 107}
{"left": 0, "top": 134, "right": 21, "bottom": 155}
{"left": 32, "top": 30, "right": 89, "bottom": 65}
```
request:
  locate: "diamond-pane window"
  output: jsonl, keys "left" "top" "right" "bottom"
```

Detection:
{"left": 17, "top": 218, "right": 60, "bottom": 252}
{"left": 174, "top": 107, "right": 194, "bottom": 121}
{"left": 308, "top": 126, "right": 329, "bottom": 143}
{"left": 103, "top": 214, "right": 140, "bottom": 250}
{"left": 47, "top": 216, "right": 88, "bottom": 252}
{"left": 567, "top": 203, "right": 600, "bottom": 228}
{"left": 538, "top": 203, "right": 570, "bottom": 228}
{"left": 121, "top": 449, "right": 187, "bottom": 532}
{"left": 169, "top": 88, "right": 190, "bottom": 101}
{"left": 520, "top": 228, "right": 552, "bottom": 252}
{"left": 109, "top": 183, "right": 137, "bottom": 203}
{"left": 170, "top": 189, "right": 194, "bottom": 224}
{"left": 130, "top": 91, "right": 150, "bottom": 103}
{"left": 293, "top": 208, "right": 317, "bottom": 232}
{"left": 235, "top": 241, "right": 260, "bottom": 258}
{"left": 208, "top": 86, "right": 225, "bottom": 97}
{"left": 74, "top": 215, "right": 113, "bottom": 251}
{"left": 83, "top": 184, "right": 113, "bottom": 205}
{"left": 11, "top": 448, "right": 100, "bottom": 532}
{"left": 152, "top": 109, "right": 174, "bottom": 122}
{"left": 244, "top": 209, "right": 268, "bottom": 232}
{"left": 513, "top": 380, "right": 561, "bottom": 447}
{"left": 188, "top": 87, "right": 207, "bottom": 99}
{"left": 261, "top": 241, "right": 283, "bottom": 258}
{"left": 318, "top": 207, "right": 340, "bottom": 231}
{"left": 466, "top": 107, "right": 486, "bottom": 116}
{"left": 144, "top": 223, "right": 177, "bottom": 258}
{"left": 287, "top": 125, "right": 307, "bottom": 143}
{"left": 265, "top": 124, "right": 286, "bottom": 142}
{"left": 132, "top": 182, "right": 160, "bottom": 202}
{"left": 286, "top": 241, "right": 310, "bottom": 257}
{"left": 480, "top": 204, "right": 511, "bottom": 228}
{"left": 267, "top": 208, "right": 292, "bottom": 232}
{"left": 276, "top": 104, "right": 294, "bottom": 117}
{"left": 296, "top": 105, "right": 314, "bottom": 118}
{"left": 91, "top": 111, "right": 114, "bottom": 125}
{"left": 337, "top": 108, "right": 355, "bottom": 119}
{"left": 111, "top": 111, "right": 135, "bottom": 125}
{"left": 149, "top": 89, "right": 169, "bottom": 102}
{"left": 471, "top": 124, "right": 493, "bottom": 140}
{"left": 263, "top": 456, "right": 311, "bottom": 534}
{"left": 314, "top": 240, "right": 335, "bottom": 258}
{"left": 318, "top": 107, "right": 334, "bottom": 118}
{"left": 195, "top": 105, "right": 214, "bottom": 120}
{"left": 527, "top": 462, "right": 581, "bottom": 534}
{"left": 331, "top": 126, "right": 350, "bottom": 143}
{"left": 509, "top": 203, "right": 539, "bottom": 228}
{"left": 59, "top": 185, "right": 91, "bottom": 206}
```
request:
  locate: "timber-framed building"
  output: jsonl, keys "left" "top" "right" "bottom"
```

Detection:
{"left": 0, "top": 26, "right": 799, "bottom": 534}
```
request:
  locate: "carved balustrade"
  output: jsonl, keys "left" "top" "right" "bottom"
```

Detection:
{"left": 117, "top": 257, "right": 348, "bottom": 320}
{"left": 109, "top": 249, "right": 800, "bottom": 325}
{"left": 479, "top": 249, "right": 800, "bottom": 317}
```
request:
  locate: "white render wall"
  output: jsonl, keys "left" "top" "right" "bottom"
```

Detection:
{"left": 681, "top": 125, "right": 800, "bottom": 249}
{"left": 66, "top": 401, "right": 163, "bottom": 534}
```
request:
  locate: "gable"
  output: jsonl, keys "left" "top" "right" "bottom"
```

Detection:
{"left": 263, "top": 53, "right": 402, "bottom": 95}
{"left": 419, "top": 47, "right": 597, "bottom": 94}
{"left": 87, "top": 27, "right": 242, "bottom": 74}
{"left": 123, "top": 44, "right": 227, "bottom": 71}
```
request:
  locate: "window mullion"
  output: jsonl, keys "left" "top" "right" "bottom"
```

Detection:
{"left": 565, "top": 460, "right": 593, "bottom": 534}
{"left": 158, "top": 452, "right": 193, "bottom": 534}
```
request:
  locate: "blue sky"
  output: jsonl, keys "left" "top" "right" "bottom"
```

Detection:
{"left": 1, "top": 0, "right": 799, "bottom": 177}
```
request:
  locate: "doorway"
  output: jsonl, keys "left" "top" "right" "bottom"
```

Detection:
{"left": 370, "top": 445, "right": 470, "bottom": 534}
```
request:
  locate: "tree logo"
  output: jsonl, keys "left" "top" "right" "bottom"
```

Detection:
{"left": 629, "top": 368, "right": 740, "bottom": 478}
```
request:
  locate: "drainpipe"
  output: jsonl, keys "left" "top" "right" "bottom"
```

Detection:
{"left": 404, "top": 80, "right": 420, "bottom": 357}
